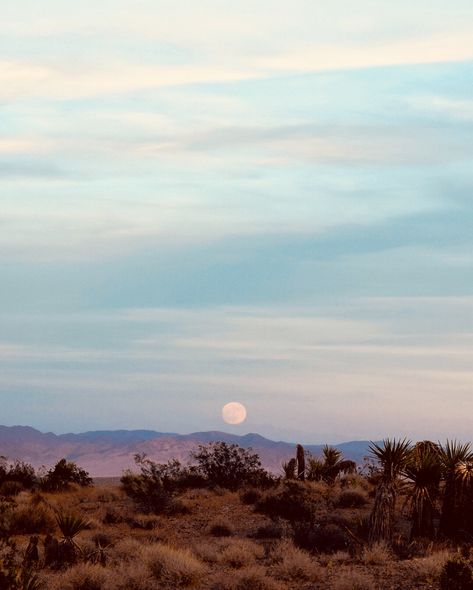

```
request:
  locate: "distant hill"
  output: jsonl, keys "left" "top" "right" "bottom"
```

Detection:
{"left": 0, "top": 425, "right": 374, "bottom": 477}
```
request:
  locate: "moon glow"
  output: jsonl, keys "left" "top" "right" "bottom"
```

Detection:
{"left": 222, "top": 402, "right": 247, "bottom": 425}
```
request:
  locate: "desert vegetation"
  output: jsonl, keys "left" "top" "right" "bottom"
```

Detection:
{"left": 2, "top": 439, "right": 473, "bottom": 588}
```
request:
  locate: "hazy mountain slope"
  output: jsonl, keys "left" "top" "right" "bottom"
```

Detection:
{"left": 0, "top": 425, "right": 373, "bottom": 477}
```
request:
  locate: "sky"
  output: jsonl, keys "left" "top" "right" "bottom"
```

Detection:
{"left": 1, "top": 0, "right": 472, "bottom": 443}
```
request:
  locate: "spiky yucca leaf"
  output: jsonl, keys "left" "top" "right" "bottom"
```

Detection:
{"left": 455, "top": 461, "right": 473, "bottom": 486}
{"left": 322, "top": 445, "right": 342, "bottom": 468}
{"left": 369, "top": 438, "right": 412, "bottom": 480}
{"left": 56, "top": 512, "right": 90, "bottom": 541}
{"left": 440, "top": 440, "right": 473, "bottom": 472}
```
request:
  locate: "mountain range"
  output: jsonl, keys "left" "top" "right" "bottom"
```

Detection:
{"left": 0, "top": 425, "right": 374, "bottom": 477}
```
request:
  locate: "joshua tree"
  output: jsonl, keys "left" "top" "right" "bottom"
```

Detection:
{"left": 439, "top": 440, "right": 473, "bottom": 539}
{"left": 368, "top": 438, "right": 411, "bottom": 544}
{"left": 403, "top": 441, "right": 442, "bottom": 539}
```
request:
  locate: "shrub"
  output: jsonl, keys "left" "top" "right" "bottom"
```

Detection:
{"left": 102, "top": 508, "right": 123, "bottom": 524}
{"left": 3, "top": 461, "right": 37, "bottom": 490}
{"left": 120, "top": 455, "right": 186, "bottom": 514}
{"left": 190, "top": 442, "right": 270, "bottom": 490}
{"left": 255, "top": 481, "right": 319, "bottom": 521}
{"left": 109, "top": 538, "right": 144, "bottom": 564}
{"left": 209, "top": 519, "right": 234, "bottom": 537}
{"left": 144, "top": 543, "right": 206, "bottom": 587}
{"left": 0, "top": 482, "right": 23, "bottom": 497}
{"left": 219, "top": 540, "right": 262, "bottom": 569}
{"left": 331, "top": 569, "right": 376, "bottom": 590}
{"left": 49, "top": 562, "right": 108, "bottom": 590}
{"left": 271, "top": 540, "right": 321, "bottom": 582}
{"left": 361, "top": 541, "right": 393, "bottom": 565}
{"left": 251, "top": 523, "right": 284, "bottom": 539}
{"left": 410, "top": 551, "right": 452, "bottom": 583}
{"left": 239, "top": 488, "right": 262, "bottom": 505}
{"left": 233, "top": 566, "right": 283, "bottom": 590}
{"left": 293, "top": 521, "right": 349, "bottom": 554}
{"left": 440, "top": 557, "right": 473, "bottom": 590}
{"left": 7, "top": 504, "right": 55, "bottom": 535}
{"left": 337, "top": 489, "right": 368, "bottom": 508}
{"left": 40, "top": 459, "right": 92, "bottom": 492}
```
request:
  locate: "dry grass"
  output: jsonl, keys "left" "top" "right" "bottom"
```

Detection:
{"left": 218, "top": 538, "right": 263, "bottom": 568}
{"left": 361, "top": 541, "right": 393, "bottom": 565}
{"left": 4, "top": 480, "right": 465, "bottom": 590}
{"left": 46, "top": 562, "right": 109, "bottom": 590}
{"left": 331, "top": 568, "right": 377, "bottom": 590}
{"left": 7, "top": 503, "right": 55, "bottom": 534}
{"left": 212, "top": 566, "right": 283, "bottom": 590}
{"left": 409, "top": 550, "right": 453, "bottom": 583}
{"left": 271, "top": 539, "right": 321, "bottom": 582}
{"left": 143, "top": 542, "right": 207, "bottom": 587}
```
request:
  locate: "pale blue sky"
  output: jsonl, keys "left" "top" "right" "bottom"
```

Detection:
{"left": 1, "top": 1, "right": 472, "bottom": 442}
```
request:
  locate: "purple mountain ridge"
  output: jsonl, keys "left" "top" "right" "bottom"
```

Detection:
{"left": 0, "top": 425, "right": 373, "bottom": 478}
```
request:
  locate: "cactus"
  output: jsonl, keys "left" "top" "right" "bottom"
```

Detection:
{"left": 296, "top": 444, "right": 305, "bottom": 481}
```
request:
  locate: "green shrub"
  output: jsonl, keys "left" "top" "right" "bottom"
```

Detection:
{"left": 191, "top": 442, "right": 270, "bottom": 490}
{"left": 40, "top": 459, "right": 92, "bottom": 492}
{"left": 255, "top": 481, "right": 319, "bottom": 521}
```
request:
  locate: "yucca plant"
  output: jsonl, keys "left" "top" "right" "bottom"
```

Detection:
{"left": 55, "top": 512, "right": 90, "bottom": 564}
{"left": 368, "top": 438, "right": 411, "bottom": 544}
{"left": 306, "top": 445, "right": 356, "bottom": 484}
{"left": 439, "top": 440, "right": 473, "bottom": 538}
{"left": 403, "top": 441, "right": 441, "bottom": 539}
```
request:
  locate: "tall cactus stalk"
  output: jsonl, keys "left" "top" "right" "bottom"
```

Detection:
{"left": 296, "top": 444, "right": 305, "bottom": 481}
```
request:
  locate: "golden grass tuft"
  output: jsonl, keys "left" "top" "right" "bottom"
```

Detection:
{"left": 271, "top": 539, "right": 321, "bottom": 582}
{"left": 46, "top": 562, "right": 109, "bottom": 590}
{"left": 218, "top": 539, "right": 263, "bottom": 568}
{"left": 361, "top": 541, "right": 393, "bottom": 565}
{"left": 143, "top": 542, "right": 207, "bottom": 587}
{"left": 409, "top": 550, "right": 453, "bottom": 583}
{"left": 331, "top": 568, "right": 377, "bottom": 590}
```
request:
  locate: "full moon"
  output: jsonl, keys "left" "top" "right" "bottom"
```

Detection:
{"left": 222, "top": 402, "right": 247, "bottom": 425}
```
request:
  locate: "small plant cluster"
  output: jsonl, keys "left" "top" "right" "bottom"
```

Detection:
{"left": 282, "top": 444, "right": 356, "bottom": 484}
{"left": 121, "top": 442, "right": 274, "bottom": 513}
{"left": 0, "top": 458, "right": 36, "bottom": 496}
